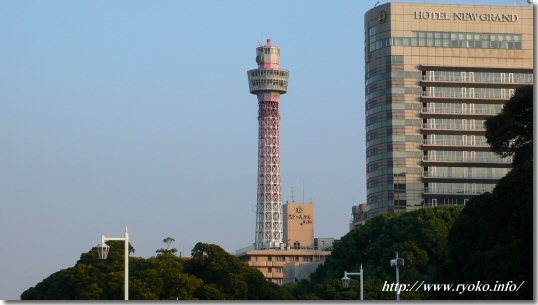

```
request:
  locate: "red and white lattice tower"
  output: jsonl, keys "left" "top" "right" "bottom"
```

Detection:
{"left": 247, "top": 38, "right": 289, "bottom": 249}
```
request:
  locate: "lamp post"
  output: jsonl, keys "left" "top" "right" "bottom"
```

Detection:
{"left": 97, "top": 225, "right": 129, "bottom": 300}
{"left": 341, "top": 264, "right": 364, "bottom": 300}
{"left": 390, "top": 252, "right": 404, "bottom": 300}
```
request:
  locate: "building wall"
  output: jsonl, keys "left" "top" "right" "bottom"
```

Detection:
{"left": 283, "top": 203, "right": 314, "bottom": 248}
{"left": 283, "top": 261, "right": 325, "bottom": 285}
{"left": 237, "top": 249, "right": 331, "bottom": 285}
{"left": 314, "top": 237, "right": 335, "bottom": 250}
{"left": 364, "top": 3, "right": 533, "bottom": 217}
{"left": 349, "top": 203, "right": 368, "bottom": 230}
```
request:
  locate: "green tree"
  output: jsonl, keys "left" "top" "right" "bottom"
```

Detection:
{"left": 435, "top": 161, "right": 532, "bottom": 299}
{"left": 286, "top": 207, "right": 461, "bottom": 300}
{"left": 484, "top": 85, "right": 532, "bottom": 166}
{"left": 435, "top": 86, "right": 533, "bottom": 299}
{"left": 21, "top": 241, "right": 292, "bottom": 300}
{"left": 185, "top": 242, "right": 293, "bottom": 300}
{"left": 156, "top": 236, "right": 178, "bottom": 256}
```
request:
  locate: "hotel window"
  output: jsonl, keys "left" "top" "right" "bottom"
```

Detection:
{"left": 303, "top": 256, "right": 313, "bottom": 262}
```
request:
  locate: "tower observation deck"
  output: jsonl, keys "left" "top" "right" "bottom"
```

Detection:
{"left": 247, "top": 38, "right": 289, "bottom": 249}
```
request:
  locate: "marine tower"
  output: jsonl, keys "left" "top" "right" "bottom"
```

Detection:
{"left": 247, "top": 38, "right": 289, "bottom": 249}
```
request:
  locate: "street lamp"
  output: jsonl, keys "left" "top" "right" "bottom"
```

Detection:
{"left": 97, "top": 225, "right": 129, "bottom": 300}
{"left": 341, "top": 264, "right": 364, "bottom": 300}
{"left": 390, "top": 252, "right": 404, "bottom": 300}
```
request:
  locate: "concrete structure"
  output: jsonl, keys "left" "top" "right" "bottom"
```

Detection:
{"left": 364, "top": 3, "right": 533, "bottom": 217}
{"left": 237, "top": 198, "right": 331, "bottom": 284}
{"left": 283, "top": 260, "right": 325, "bottom": 285}
{"left": 349, "top": 203, "right": 368, "bottom": 230}
{"left": 314, "top": 237, "right": 335, "bottom": 251}
{"left": 237, "top": 249, "right": 331, "bottom": 285}
{"left": 283, "top": 203, "right": 314, "bottom": 249}
{"left": 248, "top": 38, "right": 290, "bottom": 249}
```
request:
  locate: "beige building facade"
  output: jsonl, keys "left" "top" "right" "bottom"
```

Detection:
{"left": 237, "top": 202, "right": 331, "bottom": 285}
{"left": 237, "top": 249, "right": 331, "bottom": 285}
{"left": 282, "top": 203, "right": 314, "bottom": 249}
{"left": 364, "top": 3, "right": 533, "bottom": 217}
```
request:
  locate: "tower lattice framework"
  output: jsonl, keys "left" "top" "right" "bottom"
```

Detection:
{"left": 247, "top": 38, "right": 289, "bottom": 249}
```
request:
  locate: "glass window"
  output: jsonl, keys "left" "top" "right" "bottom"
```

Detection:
{"left": 386, "top": 31, "right": 522, "bottom": 51}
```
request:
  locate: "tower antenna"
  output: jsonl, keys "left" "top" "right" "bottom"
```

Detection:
{"left": 290, "top": 187, "right": 295, "bottom": 203}
{"left": 302, "top": 179, "right": 305, "bottom": 203}
{"left": 259, "top": 32, "right": 265, "bottom": 46}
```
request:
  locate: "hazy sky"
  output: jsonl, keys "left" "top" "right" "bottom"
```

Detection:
{"left": 0, "top": 0, "right": 527, "bottom": 300}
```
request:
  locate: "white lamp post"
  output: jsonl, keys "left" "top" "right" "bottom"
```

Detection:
{"left": 97, "top": 225, "right": 129, "bottom": 300}
{"left": 390, "top": 251, "right": 404, "bottom": 300}
{"left": 341, "top": 264, "right": 364, "bottom": 300}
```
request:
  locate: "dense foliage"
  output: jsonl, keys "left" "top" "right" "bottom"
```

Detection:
{"left": 285, "top": 207, "right": 461, "bottom": 300}
{"left": 435, "top": 85, "right": 533, "bottom": 299}
{"left": 434, "top": 160, "right": 532, "bottom": 299}
{"left": 21, "top": 242, "right": 291, "bottom": 300}
{"left": 485, "top": 85, "right": 533, "bottom": 166}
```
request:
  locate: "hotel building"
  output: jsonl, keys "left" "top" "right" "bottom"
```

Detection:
{"left": 237, "top": 202, "right": 331, "bottom": 285}
{"left": 364, "top": 3, "right": 533, "bottom": 217}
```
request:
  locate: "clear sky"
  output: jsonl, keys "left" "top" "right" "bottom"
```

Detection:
{"left": 0, "top": 0, "right": 527, "bottom": 300}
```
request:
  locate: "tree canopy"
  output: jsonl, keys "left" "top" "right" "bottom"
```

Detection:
{"left": 21, "top": 241, "right": 292, "bottom": 300}
{"left": 435, "top": 85, "right": 533, "bottom": 300}
{"left": 434, "top": 161, "right": 532, "bottom": 299}
{"left": 285, "top": 207, "right": 461, "bottom": 300}
{"left": 485, "top": 85, "right": 533, "bottom": 166}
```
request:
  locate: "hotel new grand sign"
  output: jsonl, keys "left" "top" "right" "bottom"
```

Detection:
{"left": 414, "top": 11, "right": 519, "bottom": 22}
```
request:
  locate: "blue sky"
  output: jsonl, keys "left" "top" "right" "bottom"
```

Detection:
{"left": 0, "top": 0, "right": 527, "bottom": 300}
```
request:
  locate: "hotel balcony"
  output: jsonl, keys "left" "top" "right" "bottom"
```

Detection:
{"left": 263, "top": 272, "right": 284, "bottom": 279}
{"left": 421, "top": 123, "right": 486, "bottom": 135}
{"left": 421, "top": 155, "right": 512, "bottom": 168}
{"left": 422, "top": 172, "right": 503, "bottom": 183}
{"left": 421, "top": 139, "right": 491, "bottom": 151}
{"left": 420, "top": 78, "right": 532, "bottom": 89}
{"left": 420, "top": 107, "right": 498, "bottom": 119}
{"left": 420, "top": 94, "right": 508, "bottom": 104}
{"left": 423, "top": 187, "right": 492, "bottom": 196}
